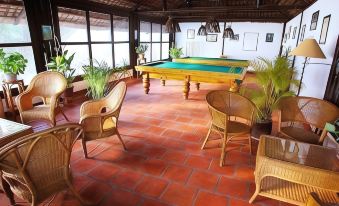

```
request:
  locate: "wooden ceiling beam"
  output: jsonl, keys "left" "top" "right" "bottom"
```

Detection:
{"left": 136, "top": 5, "right": 306, "bottom": 14}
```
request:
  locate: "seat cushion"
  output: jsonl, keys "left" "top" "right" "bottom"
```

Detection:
{"left": 280, "top": 126, "right": 320, "bottom": 144}
{"left": 21, "top": 105, "right": 51, "bottom": 123}
{"left": 213, "top": 121, "right": 251, "bottom": 134}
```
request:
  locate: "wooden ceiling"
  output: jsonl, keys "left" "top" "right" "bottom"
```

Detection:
{"left": 88, "top": 0, "right": 317, "bottom": 23}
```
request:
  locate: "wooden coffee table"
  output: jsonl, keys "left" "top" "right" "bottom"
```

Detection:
{"left": 250, "top": 135, "right": 339, "bottom": 205}
{"left": 0, "top": 118, "right": 33, "bottom": 205}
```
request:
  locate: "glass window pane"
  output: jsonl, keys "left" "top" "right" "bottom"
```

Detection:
{"left": 152, "top": 43, "right": 160, "bottom": 61}
{"left": 140, "top": 43, "right": 151, "bottom": 63}
{"left": 0, "top": 0, "right": 31, "bottom": 43}
{"left": 91, "top": 44, "right": 113, "bottom": 67}
{"left": 58, "top": 7, "right": 88, "bottom": 42}
{"left": 152, "top": 23, "right": 161, "bottom": 42}
{"left": 114, "top": 43, "right": 129, "bottom": 67}
{"left": 113, "top": 16, "right": 129, "bottom": 42}
{"left": 62, "top": 45, "right": 89, "bottom": 75}
{"left": 1, "top": 47, "right": 36, "bottom": 84}
{"left": 162, "top": 25, "right": 169, "bottom": 42}
{"left": 162, "top": 43, "right": 169, "bottom": 59}
{"left": 140, "top": 21, "right": 151, "bottom": 42}
{"left": 90, "top": 12, "right": 111, "bottom": 42}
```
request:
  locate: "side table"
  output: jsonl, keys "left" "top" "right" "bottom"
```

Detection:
{"left": 2, "top": 79, "right": 25, "bottom": 120}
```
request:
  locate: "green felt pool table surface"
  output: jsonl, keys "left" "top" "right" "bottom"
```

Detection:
{"left": 146, "top": 62, "right": 244, "bottom": 74}
{"left": 185, "top": 57, "right": 248, "bottom": 62}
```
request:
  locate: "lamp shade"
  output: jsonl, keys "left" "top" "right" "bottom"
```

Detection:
{"left": 289, "top": 38, "right": 326, "bottom": 59}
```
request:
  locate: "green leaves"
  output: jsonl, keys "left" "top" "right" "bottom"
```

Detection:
{"left": 135, "top": 45, "right": 149, "bottom": 54}
{"left": 169, "top": 47, "right": 183, "bottom": 59}
{"left": 0, "top": 48, "right": 27, "bottom": 75}
{"left": 46, "top": 50, "right": 76, "bottom": 87}
{"left": 246, "top": 56, "right": 300, "bottom": 122}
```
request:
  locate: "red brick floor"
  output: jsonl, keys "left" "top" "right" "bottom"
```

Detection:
{"left": 0, "top": 78, "right": 291, "bottom": 206}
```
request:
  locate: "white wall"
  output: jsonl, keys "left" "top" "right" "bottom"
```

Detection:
{"left": 285, "top": 0, "right": 339, "bottom": 98}
{"left": 175, "top": 22, "right": 284, "bottom": 61}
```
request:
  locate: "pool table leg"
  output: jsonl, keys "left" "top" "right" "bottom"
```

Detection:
{"left": 195, "top": 82, "right": 200, "bottom": 90}
{"left": 229, "top": 80, "right": 240, "bottom": 92}
{"left": 183, "top": 77, "right": 190, "bottom": 99}
{"left": 161, "top": 79, "right": 166, "bottom": 86}
{"left": 143, "top": 73, "right": 150, "bottom": 94}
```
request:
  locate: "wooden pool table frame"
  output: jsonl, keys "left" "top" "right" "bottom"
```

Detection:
{"left": 135, "top": 62, "right": 247, "bottom": 99}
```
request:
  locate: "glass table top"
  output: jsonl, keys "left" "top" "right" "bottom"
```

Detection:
{"left": 262, "top": 136, "right": 339, "bottom": 172}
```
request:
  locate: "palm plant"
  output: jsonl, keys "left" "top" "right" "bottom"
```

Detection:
{"left": 243, "top": 56, "right": 300, "bottom": 122}
{"left": 82, "top": 60, "right": 113, "bottom": 99}
{"left": 169, "top": 46, "right": 183, "bottom": 59}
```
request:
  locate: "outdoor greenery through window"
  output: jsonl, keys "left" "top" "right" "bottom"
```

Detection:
{"left": 58, "top": 7, "right": 130, "bottom": 76}
{"left": 139, "top": 21, "right": 169, "bottom": 62}
{"left": 0, "top": 0, "right": 37, "bottom": 84}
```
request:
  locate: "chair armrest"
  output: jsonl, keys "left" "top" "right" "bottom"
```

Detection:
{"left": 15, "top": 92, "right": 34, "bottom": 112}
{"left": 275, "top": 109, "right": 282, "bottom": 135}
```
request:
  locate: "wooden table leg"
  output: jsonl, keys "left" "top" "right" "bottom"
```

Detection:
{"left": 195, "top": 82, "right": 200, "bottom": 90}
{"left": 1, "top": 174, "right": 15, "bottom": 205}
{"left": 161, "top": 79, "right": 166, "bottom": 86}
{"left": 183, "top": 77, "right": 190, "bottom": 100}
{"left": 229, "top": 79, "right": 240, "bottom": 92}
{"left": 143, "top": 73, "right": 150, "bottom": 94}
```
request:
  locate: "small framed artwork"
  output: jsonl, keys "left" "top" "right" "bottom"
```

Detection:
{"left": 187, "top": 29, "right": 195, "bottom": 39}
{"left": 206, "top": 34, "right": 217, "bottom": 42}
{"left": 243, "top": 32, "right": 259, "bottom": 51}
{"left": 292, "top": 27, "right": 297, "bottom": 39}
{"left": 300, "top": 24, "right": 306, "bottom": 41}
{"left": 310, "top": 10, "right": 319, "bottom": 30}
{"left": 42, "top": 25, "right": 53, "bottom": 40}
{"left": 265, "top": 33, "right": 274, "bottom": 42}
{"left": 288, "top": 26, "right": 292, "bottom": 39}
{"left": 319, "top": 15, "right": 331, "bottom": 44}
{"left": 231, "top": 34, "right": 239, "bottom": 41}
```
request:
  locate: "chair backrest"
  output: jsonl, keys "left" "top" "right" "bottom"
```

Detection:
{"left": 27, "top": 71, "right": 67, "bottom": 100}
{"left": 305, "top": 193, "right": 326, "bottom": 206}
{"left": 104, "top": 81, "right": 127, "bottom": 118}
{"left": 0, "top": 124, "right": 82, "bottom": 203}
{"left": 277, "top": 96, "right": 339, "bottom": 129}
{"left": 206, "top": 90, "right": 256, "bottom": 128}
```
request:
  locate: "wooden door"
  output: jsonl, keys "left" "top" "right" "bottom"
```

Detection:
{"left": 324, "top": 35, "right": 339, "bottom": 106}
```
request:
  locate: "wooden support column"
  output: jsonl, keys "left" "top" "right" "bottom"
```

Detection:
{"left": 278, "top": 22, "right": 286, "bottom": 56}
{"left": 292, "top": 11, "right": 304, "bottom": 68}
{"left": 130, "top": 13, "right": 138, "bottom": 78}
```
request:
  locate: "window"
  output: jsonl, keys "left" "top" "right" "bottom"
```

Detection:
{"left": 139, "top": 21, "right": 170, "bottom": 62}
{"left": 0, "top": 0, "right": 36, "bottom": 84}
{"left": 58, "top": 7, "right": 130, "bottom": 76}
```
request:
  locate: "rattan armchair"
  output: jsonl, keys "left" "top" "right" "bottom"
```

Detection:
{"left": 80, "top": 81, "right": 127, "bottom": 158}
{"left": 277, "top": 96, "right": 339, "bottom": 144}
{"left": 202, "top": 90, "right": 256, "bottom": 166}
{"left": 15, "top": 71, "right": 69, "bottom": 127}
{"left": 305, "top": 193, "right": 327, "bottom": 206}
{"left": 0, "top": 124, "right": 89, "bottom": 206}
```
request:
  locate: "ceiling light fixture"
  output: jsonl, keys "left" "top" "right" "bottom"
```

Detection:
{"left": 206, "top": 17, "right": 220, "bottom": 33}
{"left": 223, "top": 22, "right": 234, "bottom": 39}
{"left": 197, "top": 22, "right": 207, "bottom": 36}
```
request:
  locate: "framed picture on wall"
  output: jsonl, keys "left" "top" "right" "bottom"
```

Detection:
{"left": 300, "top": 24, "right": 306, "bottom": 41}
{"left": 310, "top": 10, "right": 319, "bottom": 30}
{"left": 243, "top": 32, "right": 259, "bottom": 51}
{"left": 319, "top": 15, "right": 331, "bottom": 44}
{"left": 206, "top": 34, "right": 217, "bottom": 42}
{"left": 287, "top": 26, "right": 292, "bottom": 39}
{"left": 292, "top": 27, "right": 297, "bottom": 39}
{"left": 187, "top": 29, "right": 195, "bottom": 39}
{"left": 42, "top": 25, "right": 53, "bottom": 40}
{"left": 265, "top": 33, "right": 274, "bottom": 42}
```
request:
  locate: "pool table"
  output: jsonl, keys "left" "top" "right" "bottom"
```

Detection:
{"left": 135, "top": 61, "right": 246, "bottom": 99}
{"left": 173, "top": 57, "right": 249, "bottom": 67}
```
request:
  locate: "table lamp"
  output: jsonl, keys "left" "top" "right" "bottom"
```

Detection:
{"left": 289, "top": 38, "right": 326, "bottom": 95}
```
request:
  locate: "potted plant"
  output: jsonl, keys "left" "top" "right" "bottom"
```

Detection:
{"left": 0, "top": 48, "right": 27, "bottom": 82}
{"left": 169, "top": 46, "right": 183, "bottom": 59}
{"left": 242, "top": 56, "right": 299, "bottom": 144}
{"left": 46, "top": 50, "right": 76, "bottom": 97}
{"left": 82, "top": 60, "right": 113, "bottom": 100}
{"left": 135, "top": 45, "right": 148, "bottom": 59}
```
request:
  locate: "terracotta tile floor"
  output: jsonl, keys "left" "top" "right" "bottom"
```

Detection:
{"left": 0, "top": 78, "right": 291, "bottom": 206}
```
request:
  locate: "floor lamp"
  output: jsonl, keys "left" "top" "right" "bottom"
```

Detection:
{"left": 289, "top": 38, "right": 326, "bottom": 95}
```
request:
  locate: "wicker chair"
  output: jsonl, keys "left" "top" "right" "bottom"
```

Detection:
{"left": 202, "top": 90, "right": 256, "bottom": 166}
{"left": 80, "top": 81, "right": 127, "bottom": 158}
{"left": 277, "top": 96, "right": 339, "bottom": 145}
{"left": 0, "top": 124, "right": 89, "bottom": 206}
{"left": 15, "top": 71, "right": 69, "bottom": 127}
{"left": 305, "top": 193, "right": 327, "bottom": 206}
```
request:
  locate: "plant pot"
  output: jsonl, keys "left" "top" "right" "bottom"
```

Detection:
{"left": 63, "top": 86, "right": 74, "bottom": 104}
{"left": 4, "top": 73, "right": 17, "bottom": 82}
{"left": 250, "top": 120, "right": 273, "bottom": 155}
{"left": 138, "top": 53, "right": 145, "bottom": 59}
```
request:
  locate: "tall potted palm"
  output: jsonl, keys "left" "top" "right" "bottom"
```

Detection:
{"left": 242, "top": 56, "right": 300, "bottom": 141}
